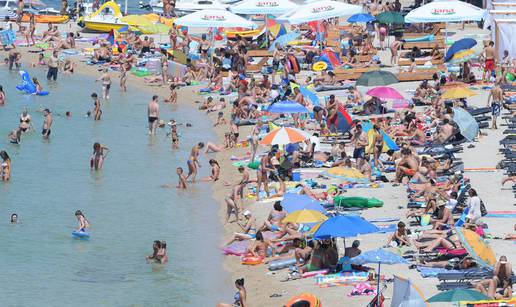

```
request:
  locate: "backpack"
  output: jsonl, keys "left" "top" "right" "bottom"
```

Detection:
{"left": 480, "top": 199, "right": 488, "bottom": 216}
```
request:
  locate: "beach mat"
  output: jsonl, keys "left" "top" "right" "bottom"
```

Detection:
{"left": 485, "top": 211, "right": 516, "bottom": 218}
{"left": 316, "top": 271, "right": 368, "bottom": 288}
{"left": 377, "top": 224, "right": 397, "bottom": 233}
{"left": 369, "top": 218, "right": 400, "bottom": 223}
{"left": 417, "top": 266, "right": 462, "bottom": 278}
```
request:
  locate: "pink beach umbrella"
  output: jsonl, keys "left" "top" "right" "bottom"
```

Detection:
{"left": 366, "top": 86, "right": 404, "bottom": 100}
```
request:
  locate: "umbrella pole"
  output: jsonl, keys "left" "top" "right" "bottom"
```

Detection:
{"left": 265, "top": 15, "right": 269, "bottom": 48}
{"left": 445, "top": 22, "right": 448, "bottom": 54}
{"left": 376, "top": 262, "right": 381, "bottom": 307}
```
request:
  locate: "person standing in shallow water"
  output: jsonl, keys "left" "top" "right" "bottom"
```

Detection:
{"left": 147, "top": 95, "right": 159, "bottom": 135}
{"left": 186, "top": 142, "right": 204, "bottom": 183}
{"left": 90, "top": 142, "right": 109, "bottom": 170}
{"left": 91, "top": 93, "right": 102, "bottom": 121}
{"left": 42, "top": 109, "right": 52, "bottom": 139}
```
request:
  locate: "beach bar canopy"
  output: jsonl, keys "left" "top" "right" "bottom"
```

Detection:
{"left": 405, "top": 0, "right": 486, "bottom": 23}
{"left": 173, "top": 9, "right": 257, "bottom": 28}
{"left": 277, "top": 0, "right": 362, "bottom": 24}
{"left": 231, "top": 0, "right": 298, "bottom": 15}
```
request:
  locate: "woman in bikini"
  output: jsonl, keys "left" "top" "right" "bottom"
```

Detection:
{"left": 75, "top": 210, "right": 90, "bottom": 233}
{"left": 90, "top": 142, "right": 109, "bottom": 170}
{"left": 96, "top": 68, "right": 112, "bottom": 100}
{"left": 19, "top": 109, "right": 32, "bottom": 132}
{"left": 203, "top": 159, "right": 220, "bottom": 181}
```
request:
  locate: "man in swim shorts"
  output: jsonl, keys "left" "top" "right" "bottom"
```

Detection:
{"left": 351, "top": 124, "right": 368, "bottom": 166}
{"left": 147, "top": 95, "right": 159, "bottom": 135}
{"left": 42, "top": 109, "right": 52, "bottom": 139}
{"left": 488, "top": 82, "right": 503, "bottom": 129}
{"left": 482, "top": 41, "right": 496, "bottom": 82}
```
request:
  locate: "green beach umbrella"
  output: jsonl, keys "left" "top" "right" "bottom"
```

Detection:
{"left": 427, "top": 289, "right": 489, "bottom": 304}
{"left": 376, "top": 11, "right": 404, "bottom": 24}
{"left": 356, "top": 70, "right": 398, "bottom": 87}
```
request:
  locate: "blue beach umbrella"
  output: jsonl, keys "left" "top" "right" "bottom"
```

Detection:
{"left": 347, "top": 13, "right": 376, "bottom": 23}
{"left": 313, "top": 215, "right": 379, "bottom": 239}
{"left": 281, "top": 193, "right": 326, "bottom": 213}
{"left": 452, "top": 107, "right": 479, "bottom": 142}
{"left": 299, "top": 86, "right": 320, "bottom": 106}
{"left": 445, "top": 38, "right": 477, "bottom": 62}
{"left": 267, "top": 100, "right": 308, "bottom": 114}
{"left": 268, "top": 32, "right": 301, "bottom": 52}
{"left": 351, "top": 248, "right": 407, "bottom": 305}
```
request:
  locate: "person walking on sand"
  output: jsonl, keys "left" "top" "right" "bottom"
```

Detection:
{"left": 487, "top": 81, "right": 503, "bottom": 129}
{"left": 119, "top": 65, "right": 127, "bottom": 92}
{"left": 46, "top": 51, "right": 59, "bottom": 81}
{"left": 481, "top": 41, "right": 496, "bottom": 82}
{"left": 186, "top": 142, "right": 204, "bottom": 182}
{"left": 91, "top": 93, "right": 102, "bottom": 121}
{"left": 42, "top": 109, "right": 52, "bottom": 139}
{"left": 96, "top": 68, "right": 112, "bottom": 99}
{"left": 148, "top": 95, "right": 159, "bottom": 135}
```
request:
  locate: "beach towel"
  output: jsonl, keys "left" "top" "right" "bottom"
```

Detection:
{"left": 0, "top": 30, "right": 16, "bottom": 46}
{"left": 403, "top": 34, "right": 435, "bottom": 42}
{"left": 369, "top": 218, "right": 400, "bottom": 223}
{"left": 167, "top": 60, "right": 187, "bottom": 79}
{"left": 347, "top": 282, "right": 377, "bottom": 297}
{"left": 416, "top": 266, "right": 462, "bottom": 278}
{"left": 377, "top": 224, "right": 397, "bottom": 233}
{"left": 316, "top": 271, "right": 368, "bottom": 288}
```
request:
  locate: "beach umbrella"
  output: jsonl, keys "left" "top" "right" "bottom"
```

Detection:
{"left": 25, "top": 0, "right": 46, "bottom": 6}
{"left": 281, "top": 193, "right": 326, "bottom": 213}
{"left": 391, "top": 276, "right": 429, "bottom": 307}
{"left": 277, "top": 0, "right": 363, "bottom": 25}
{"left": 405, "top": 0, "right": 486, "bottom": 23}
{"left": 375, "top": 11, "right": 404, "bottom": 24}
{"left": 351, "top": 248, "right": 407, "bottom": 306}
{"left": 366, "top": 86, "right": 404, "bottom": 100}
{"left": 445, "top": 38, "right": 477, "bottom": 62}
{"left": 361, "top": 121, "right": 400, "bottom": 151}
{"left": 260, "top": 127, "right": 311, "bottom": 145}
{"left": 267, "top": 100, "right": 309, "bottom": 114}
{"left": 282, "top": 209, "right": 328, "bottom": 224}
{"left": 313, "top": 215, "right": 379, "bottom": 239}
{"left": 268, "top": 32, "right": 301, "bottom": 52}
{"left": 449, "top": 49, "right": 477, "bottom": 65}
{"left": 138, "top": 23, "right": 170, "bottom": 34}
{"left": 427, "top": 289, "right": 489, "bottom": 303}
{"left": 456, "top": 228, "right": 496, "bottom": 268}
{"left": 173, "top": 9, "right": 257, "bottom": 29}
{"left": 442, "top": 87, "right": 477, "bottom": 100}
{"left": 452, "top": 107, "right": 479, "bottom": 142}
{"left": 231, "top": 0, "right": 298, "bottom": 15}
{"left": 347, "top": 13, "right": 375, "bottom": 23}
{"left": 335, "top": 104, "right": 353, "bottom": 133}
{"left": 356, "top": 71, "right": 398, "bottom": 86}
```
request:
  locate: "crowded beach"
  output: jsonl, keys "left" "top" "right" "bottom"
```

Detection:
{"left": 1, "top": 0, "right": 516, "bottom": 306}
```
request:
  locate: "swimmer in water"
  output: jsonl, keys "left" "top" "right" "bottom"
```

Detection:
{"left": 119, "top": 65, "right": 127, "bottom": 92}
{"left": 42, "top": 109, "right": 52, "bottom": 139}
{"left": 164, "top": 84, "right": 177, "bottom": 104}
{"left": 167, "top": 120, "right": 179, "bottom": 149}
{"left": 91, "top": 93, "right": 102, "bottom": 121}
{"left": 32, "top": 77, "right": 43, "bottom": 94}
{"left": 203, "top": 159, "right": 220, "bottom": 181}
{"left": 148, "top": 95, "right": 160, "bottom": 135}
{"left": 156, "top": 241, "right": 169, "bottom": 264}
{"left": 1, "top": 150, "right": 11, "bottom": 181}
{"left": 10, "top": 213, "right": 17, "bottom": 223}
{"left": 19, "top": 109, "right": 32, "bottom": 132}
{"left": 74, "top": 210, "right": 90, "bottom": 232}
{"left": 186, "top": 142, "right": 204, "bottom": 182}
{"left": 8, "top": 127, "right": 21, "bottom": 144}
{"left": 146, "top": 240, "right": 161, "bottom": 261}
{"left": 96, "top": 68, "right": 111, "bottom": 99}
{"left": 176, "top": 167, "right": 187, "bottom": 189}
{"left": 90, "top": 142, "right": 109, "bottom": 170}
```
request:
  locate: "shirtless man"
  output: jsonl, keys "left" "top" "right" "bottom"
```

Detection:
{"left": 42, "top": 109, "right": 52, "bottom": 139}
{"left": 186, "top": 142, "right": 204, "bottom": 182}
{"left": 482, "top": 41, "right": 496, "bottom": 82}
{"left": 293, "top": 87, "right": 305, "bottom": 128}
{"left": 487, "top": 82, "right": 503, "bottom": 129}
{"left": 476, "top": 256, "right": 513, "bottom": 299}
{"left": 256, "top": 152, "right": 275, "bottom": 201}
{"left": 91, "top": 93, "right": 102, "bottom": 121}
{"left": 395, "top": 148, "right": 419, "bottom": 183}
{"left": 435, "top": 118, "right": 454, "bottom": 144}
{"left": 147, "top": 95, "right": 160, "bottom": 135}
{"left": 271, "top": 43, "right": 283, "bottom": 84}
{"left": 351, "top": 124, "right": 369, "bottom": 166}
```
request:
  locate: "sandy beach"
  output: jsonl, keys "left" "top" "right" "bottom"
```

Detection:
{"left": 2, "top": 6, "right": 515, "bottom": 306}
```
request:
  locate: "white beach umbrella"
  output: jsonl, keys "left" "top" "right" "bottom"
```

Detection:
{"left": 405, "top": 0, "right": 486, "bottom": 23}
{"left": 277, "top": 0, "right": 363, "bottom": 25}
{"left": 231, "top": 0, "right": 298, "bottom": 15}
{"left": 173, "top": 9, "right": 257, "bottom": 28}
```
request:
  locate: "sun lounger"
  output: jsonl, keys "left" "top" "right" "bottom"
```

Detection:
{"left": 402, "top": 40, "right": 445, "bottom": 50}
{"left": 398, "top": 58, "right": 444, "bottom": 66}
{"left": 467, "top": 107, "right": 491, "bottom": 116}
{"left": 246, "top": 57, "right": 269, "bottom": 72}
{"left": 247, "top": 50, "right": 273, "bottom": 57}
{"left": 397, "top": 69, "right": 443, "bottom": 82}
{"left": 403, "top": 24, "right": 446, "bottom": 38}
{"left": 437, "top": 281, "right": 473, "bottom": 290}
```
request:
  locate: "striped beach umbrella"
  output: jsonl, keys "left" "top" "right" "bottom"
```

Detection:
{"left": 260, "top": 127, "right": 311, "bottom": 145}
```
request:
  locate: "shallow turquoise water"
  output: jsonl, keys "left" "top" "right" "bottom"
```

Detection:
{"left": 0, "top": 68, "right": 231, "bottom": 306}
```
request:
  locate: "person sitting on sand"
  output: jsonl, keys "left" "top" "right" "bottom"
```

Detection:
{"left": 63, "top": 59, "right": 75, "bottom": 74}
{"left": 75, "top": 210, "right": 90, "bottom": 233}
{"left": 217, "top": 278, "right": 247, "bottom": 307}
{"left": 176, "top": 167, "right": 187, "bottom": 189}
{"left": 395, "top": 148, "right": 419, "bottom": 183}
{"left": 260, "top": 201, "right": 287, "bottom": 232}
{"left": 386, "top": 222, "right": 411, "bottom": 247}
{"left": 294, "top": 238, "right": 313, "bottom": 267}
{"left": 223, "top": 210, "right": 257, "bottom": 247}
{"left": 202, "top": 159, "right": 220, "bottom": 182}
{"left": 246, "top": 231, "right": 269, "bottom": 259}
{"left": 476, "top": 256, "right": 513, "bottom": 299}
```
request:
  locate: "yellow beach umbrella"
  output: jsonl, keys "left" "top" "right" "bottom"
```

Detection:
{"left": 282, "top": 209, "right": 328, "bottom": 224}
{"left": 326, "top": 167, "right": 365, "bottom": 179}
{"left": 457, "top": 228, "right": 496, "bottom": 268}
{"left": 441, "top": 87, "right": 477, "bottom": 100}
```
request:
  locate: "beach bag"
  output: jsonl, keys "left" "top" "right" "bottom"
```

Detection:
{"left": 480, "top": 199, "right": 487, "bottom": 216}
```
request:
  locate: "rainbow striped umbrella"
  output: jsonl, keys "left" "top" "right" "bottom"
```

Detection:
{"left": 260, "top": 127, "right": 311, "bottom": 145}
{"left": 449, "top": 49, "right": 477, "bottom": 64}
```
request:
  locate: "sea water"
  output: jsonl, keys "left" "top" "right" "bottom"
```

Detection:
{"left": 0, "top": 68, "right": 231, "bottom": 306}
